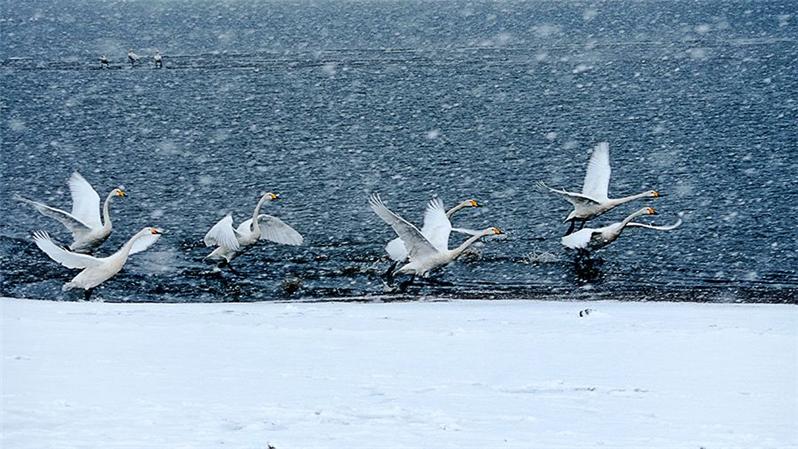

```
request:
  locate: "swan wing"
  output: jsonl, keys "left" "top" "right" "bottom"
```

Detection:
{"left": 204, "top": 214, "right": 241, "bottom": 251}
{"left": 627, "top": 218, "right": 683, "bottom": 231}
{"left": 561, "top": 229, "right": 594, "bottom": 250}
{"left": 537, "top": 182, "right": 601, "bottom": 207}
{"left": 68, "top": 172, "right": 103, "bottom": 230}
{"left": 369, "top": 194, "right": 438, "bottom": 260}
{"left": 385, "top": 237, "right": 409, "bottom": 261}
{"left": 15, "top": 195, "right": 93, "bottom": 238}
{"left": 255, "top": 215, "right": 304, "bottom": 246}
{"left": 129, "top": 232, "right": 162, "bottom": 256}
{"left": 581, "top": 142, "right": 611, "bottom": 202}
{"left": 420, "top": 197, "right": 452, "bottom": 251}
{"left": 32, "top": 231, "right": 102, "bottom": 269}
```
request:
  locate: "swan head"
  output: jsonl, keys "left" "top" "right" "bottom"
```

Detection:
{"left": 646, "top": 207, "right": 657, "bottom": 215}
{"left": 149, "top": 227, "right": 164, "bottom": 235}
{"left": 112, "top": 187, "right": 126, "bottom": 197}
{"left": 466, "top": 199, "right": 481, "bottom": 208}
{"left": 263, "top": 192, "right": 280, "bottom": 201}
{"left": 651, "top": 190, "right": 661, "bottom": 198}
{"left": 489, "top": 226, "right": 504, "bottom": 235}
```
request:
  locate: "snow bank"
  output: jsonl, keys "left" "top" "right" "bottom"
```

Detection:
{"left": 2, "top": 298, "right": 796, "bottom": 449}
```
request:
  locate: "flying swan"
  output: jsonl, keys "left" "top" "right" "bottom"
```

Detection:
{"left": 384, "top": 197, "right": 481, "bottom": 265}
{"left": 539, "top": 142, "right": 660, "bottom": 235}
{"left": 561, "top": 207, "right": 682, "bottom": 252}
{"left": 32, "top": 227, "right": 163, "bottom": 297}
{"left": 204, "top": 192, "right": 304, "bottom": 263}
{"left": 369, "top": 193, "right": 502, "bottom": 277}
{"left": 15, "top": 171, "right": 126, "bottom": 253}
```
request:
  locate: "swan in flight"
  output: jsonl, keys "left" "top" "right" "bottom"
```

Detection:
{"left": 561, "top": 207, "right": 682, "bottom": 252}
{"left": 369, "top": 193, "right": 502, "bottom": 277}
{"left": 14, "top": 171, "right": 126, "bottom": 253}
{"left": 204, "top": 192, "right": 304, "bottom": 263}
{"left": 32, "top": 227, "right": 163, "bottom": 297}
{"left": 384, "top": 197, "right": 481, "bottom": 264}
{"left": 127, "top": 49, "right": 140, "bottom": 67}
{"left": 538, "top": 142, "right": 660, "bottom": 235}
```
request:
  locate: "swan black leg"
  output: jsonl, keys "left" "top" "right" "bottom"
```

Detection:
{"left": 83, "top": 288, "right": 93, "bottom": 301}
{"left": 383, "top": 260, "right": 398, "bottom": 280}
{"left": 564, "top": 220, "right": 576, "bottom": 236}
{"left": 398, "top": 275, "right": 415, "bottom": 293}
{"left": 577, "top": 219, "right": 587, "bottom": 231}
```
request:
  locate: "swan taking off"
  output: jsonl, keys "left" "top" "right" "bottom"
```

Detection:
{"left": 561, "top": 207, "right": 682, "bottom": 252}
{"left": 32, "top": 227, "right": 162, "bottom": 294}
{"left": 384, "top": 197, "right": 481, "bottom": 263}
{"left": 538, "top": 142, "right": 660, "bottom": 235}
{"left": 204, "top": 192, "right": 304, "bottom": 263}
{"left": 369, "top": 193, "right": 502, "bottom": 277}
{"left": 15, "top": 171, "right": 126, "bottom": 253}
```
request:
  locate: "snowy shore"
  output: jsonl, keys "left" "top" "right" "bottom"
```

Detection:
{"left": 2, "top": 298, "right": 796, "bottom": 449}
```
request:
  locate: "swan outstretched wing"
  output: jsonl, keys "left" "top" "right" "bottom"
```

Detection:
{"left": 627, "top": 218, "right": 683, "bottom": 231}
{"left": 420, "top": 196, "right": 452, "bottom": 251}
{"left": 253, "top": 215, "right": 304, "bottom": 246}
{"left": 15, "top": 195, "right": 93, "bottom": 238}
{"left": 581, "top": 142, "right": 611, "bottom": 202}
{"left": 537, "top": 181, "right": 601, "bottom": 207}
{"left": 385, "top": 237, "right": 409, "bottom": 261}
{"left": 204, "top": 215, "right": 241, "bottom": 251}
{"left": 129, "top": 232, "right": 162, "bottom": 255}
{"left": 32, "top": 231, "right": 102, "bottom": 269}
{"left": 561, "top": 229, "right": 594, "bottom": 250}
{"left": 68, "top": 172, "right": 103, "bottom": 230}
{"left": 369, "top": 194, "right": 438, "bottom": 260}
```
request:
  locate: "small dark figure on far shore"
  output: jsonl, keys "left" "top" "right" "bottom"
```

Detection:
{"left": 154, "top": 50, "right": 163, "bottom": 68}
{"left": 127, "top": 49, "right": 140, "bottom": 67}
{"left": 99, "top": 55, "right": 109, "bottom": 68}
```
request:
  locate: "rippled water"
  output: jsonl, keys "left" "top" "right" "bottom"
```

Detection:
{"left": 1, "top": 0, "right": 796, "bottom": 302}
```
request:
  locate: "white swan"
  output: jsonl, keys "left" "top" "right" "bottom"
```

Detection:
{"left": 384, "top": 197, "right": 481, "bottom": 263}
{"left": 127, "top": 49, "right": 140, "bottom": 66}
{"left": 561, "top": 207, "right": 682, "bottom": 252}
{"left": 539, "top": 142, "right": 660, "bottom": 234}
{"left": 32, "top": 227, "right": 163, "bottom": 293}
{"left": 204, "top": 192, "right": 304, "bottom": 263}
{"left": 369, "top": 193, "right": 502, "bottom": 277}
{"left": 15, "top": 172, "right": 126, "bottom": 253}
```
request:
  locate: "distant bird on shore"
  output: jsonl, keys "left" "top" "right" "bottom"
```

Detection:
{"left": 370, "top": 193, "right": 502, "bottom": 277}
{"left": 539, "top": 142, "right": 661, "bottom": 235}
{"left": 99, "top": 55, "right": 109, "bottom": 68}
{"left": 15, "top": 172, "right": 126, "bottom": 253}
{"left": 204, "top": 192, "right": 303, "bottom": 263}
{"left": 32, "top": 227, "right": 163, "bottom": 299}
{"left": 153, "top": 50, "right": 162, "bottom": 68}
{"left": 384, "top": 197, "right": 481, "bottom": 272}
{"left": 127, "top": 49, "right": 140, "bottom": 67}
{"left": 561, "top": 207, "right": 682, "bottom": 252}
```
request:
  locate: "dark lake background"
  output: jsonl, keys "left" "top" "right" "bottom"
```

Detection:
{"left": 1, "top": 0, "right": 796, "bottom": 302}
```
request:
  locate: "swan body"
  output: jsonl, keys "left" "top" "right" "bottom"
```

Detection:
{"left": 369, "top": 194, "right": 502, "bottom": 277}
{"left": 384, "top": 198, "right": 481, "bottom": 262}
{"left": 561, "top": 207, "right": 682, "bottom": 252}
{"left": 15, "top": 171, "right": 126, "bottom": 253}
{"left": 33, "top": 227, "right": 163, "bottom": 291}
{"left": 204, "top": 192, "right": 303, "bottom": 263}
{"left": 539, "top": 142, "right": 660, "bottom": 233}
{"left": 127, "top": 49, "right": 140, "bottom": 66}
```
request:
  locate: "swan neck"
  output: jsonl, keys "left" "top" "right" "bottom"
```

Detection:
{"left": 251, "top": 195, "right": 269, "bottom": 233}
{"left": 450, "top": 232, "right": 487, "bottom": 259}
{"left": 102, "top": 192, "right": 114, "bottom": 229}
{"left": 610, "top": 191, "right": 650, "bottom": 206}
{"left": 445, "top": 203, "right": 466, "bottom": 219}
{"left": 620, "top": 209, "right": 647, "bottom": 229}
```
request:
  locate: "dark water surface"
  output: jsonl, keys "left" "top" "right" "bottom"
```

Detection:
{"left": 1, "top": 0, "right": 796, "bottom": 302}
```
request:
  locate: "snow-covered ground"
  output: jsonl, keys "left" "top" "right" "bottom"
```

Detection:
{"left": 1, "top": 298, "right": 796, "bottom": 449}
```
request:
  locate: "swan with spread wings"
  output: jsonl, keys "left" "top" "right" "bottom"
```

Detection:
{"left": 204, "top": 191, "right": 304, "bottom": 263}
{"left": 561, "top": 207, "right": 682, "bottom": 252}
{"left": 15, "top": 171, "right": 126, "bottom": 253}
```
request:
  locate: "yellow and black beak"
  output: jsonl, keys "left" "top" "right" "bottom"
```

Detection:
{"left": 150, "top": 227, "right": 164, "bottom": 235}
{"left": 117, "top": 189, "right": 127, "bottom": 197}
{"left": 492, "top": 227, "right": 504, "bottom": 235}
{"left": 652, "top": 191, "right": 661, "bottom": 198}
{"left": 647, "top": 207, "right": 657, "bottom": 215}
{"left": 469, "top": 199, "right": 481, "bottom": 207}
{"left": 269, "top": 192, "right": 280, "bottom": 200}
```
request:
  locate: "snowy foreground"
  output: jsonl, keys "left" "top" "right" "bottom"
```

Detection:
{"left": 2, "top": 298, "right": 796, "bottom": 449}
